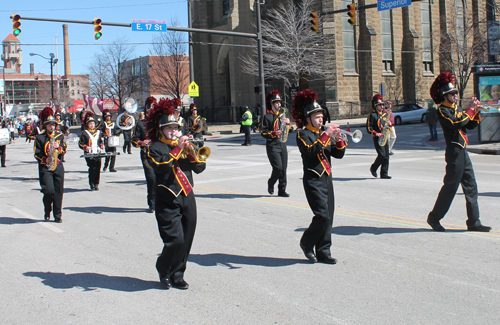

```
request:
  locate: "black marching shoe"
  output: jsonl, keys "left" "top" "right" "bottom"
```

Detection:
{"left": 94, "top": 185, "right": 99, "bottom": 191}
{"left": 102, "top": 167, "right": 107, "bottom": 172}
{"left": 380, "top": 175, "right": 392, "bottom": 179}
{"left": 55, "top": 218, "right": 62, "bottom": 223}
{"left": 370, "top": 167, "right": 377, "bottom": 178}
{"left": 317, "top": 256, "right": 338, "bottom": 265}
{"left": 147, "top": 207, "right": 154, "bottom": 213}
{"left": 268, "top": 185, "right": 274, "bottom": 195}
{"left": 427, "top": 219, "right": 445, "bottom": 232}
{"left": 300, "top": 243, "right": 317, "bottom": 263}
{"left": 159, "top": 274, "right": 171, "bottom": 289}
{"left": 172, "top": 279, "right": 189, "bottom": 290}
{"left": 278, "top": 192, "right": 290, "bottom": 197}
{"left": 109, "top": 168, "right": 117, "bottom": 172}
{"left": 467, "top": 224, "right": 492, "bottom": 232}
{"left": 44, "top": 214, "right": 50, "bottom": 221}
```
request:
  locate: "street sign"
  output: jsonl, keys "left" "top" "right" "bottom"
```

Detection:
{"left": 377, "top": 0, "right": 411, "bottom": 11}
{"left": 131, "top": 19, "right": 167, "bottom": 32}
{"left": 189, "top": 81, "right": 199, "bottom": 97}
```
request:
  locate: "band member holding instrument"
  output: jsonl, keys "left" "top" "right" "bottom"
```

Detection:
{"left": 55, "top": 110, "right": 69, "bottom": 162}
{"left": 119, "top": 111, "right": 134, "bottom": 154}
{"left": 261, "top": 90, "right": 291, "bottom": 197}
{"left": 292, "top": 89, "right": 346, "bottom": 264}
{"left": 79, "top": 112, "right": 105, "bottom": 191}
{"left": 132, "top": 97, "right": 157, "bottom": 213}
{"left": 187, "top": 104, "right": 204, "bottom": 139}
{"left": 384, "top": 101, "right": 397, "bottom": 155}
{"left": 145, "top": 98, "right": 206, "bottom": 290}
{"left": 34, "top": 107, "right": 67, "bottom": 223}
{"left": 101, "top": 109, "right": 119, "bottom": 173}
{"left": 427, "top": 72, "right": 491, "bottom": 232}
{"left": 367, "top": 94, "right": 392, "bottom": 179}
{"left": 173, "top": 98, "right": 188, "bottom": 136}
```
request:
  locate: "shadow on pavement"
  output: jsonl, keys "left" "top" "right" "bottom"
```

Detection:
{"left": 65, "top": 206, "right": 148, "bottom": 214}
{"left": 0, "top": 217, "right": 41, "bottom": 225}
{"left": 327, "top": 225, "right": 466, "bottom": 235}
{"left": 457, "top": 192, "right": 500, "bottom": 198}
{"left": 0, "top": 176, "right": 38, "bottom": 182}
{"left": 23, "top": 271, "right": 160, "bottom": 292}
{"left": 107, "top": 180, "right": 146, "bottom": 185}
{"left": 333, "top": 177, "right": 375, "bottom": 182}
{"left": 196, "top": 193, "right": 266, "bottom": 199}
{"left": 189, "top": 253, "right": 306, "bottom": 269}
{"left": 64, "top": 188, "right": 91, "bottom": 193}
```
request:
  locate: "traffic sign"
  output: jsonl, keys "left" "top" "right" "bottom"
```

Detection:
{"left": 131, "top": 19, "right": 167, "bottom": 32}
{"left": 189, "top": 81, "right": 199, "bottom": 97}
{"left": 377, "top": 0, "right": 411, "bottom": 11}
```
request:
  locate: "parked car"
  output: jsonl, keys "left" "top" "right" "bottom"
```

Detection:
{"left": 391, "top": 104, "right": 427, "bottom": 125}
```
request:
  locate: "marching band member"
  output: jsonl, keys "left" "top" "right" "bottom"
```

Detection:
{"left": 146, "top": 98, "right": 206, "bottom": 290}
{"left": 100, "top": 109, "right": 119, "bottom": 173}
{"left": 132, "top": 97, "right": 157, "bottom": 213}
{"left": 187, "top": 103, "right": 204, "bottom": 139}
{"left": 119, "top": 109, "right": 134, "bottom": 154}
{"left": 55, "top": 110, "right": 69, "bottom": 162}
{"left": 292, "top": 89, "right": 346, "bottom": 264}
{"left": 79, "top": 112, "right": 105, "bottom": 191}
{"left": 34, "top": 107, "right": 67, "bottom": 223}
{"left": 173, "top": 98, "right": 188, "bottom": 136}
{"left": 366, "top": 94, "right": 392, "bottom": 179}
{"left": 427, "top": 72, "right": 491, "bottom": 232}
{"left": 261, "top": 90, "right": 291, "bottom": 197}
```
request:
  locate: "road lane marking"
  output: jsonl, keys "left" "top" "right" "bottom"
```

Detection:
{"left": 194, "top": 185, "right": 500, "bottom": 240}
{"left": 11, "top": 208, "right": 64, "bottom": 233}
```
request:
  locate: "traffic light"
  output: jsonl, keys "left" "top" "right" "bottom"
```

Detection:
{"left": 310, "top": 11, "right": 319, "bottom": 33}
{"left": 347, "top": 4, "right": 356, "bottom": 26}
{"left": 94, "top": 18, "right": 102, "bottom": 40}
{"left": 12, "top": 14, "right": 21, "bottom": 36}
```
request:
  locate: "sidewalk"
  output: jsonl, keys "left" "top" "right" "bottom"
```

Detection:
{"left": 206, "top": 117, "right": 500, "bottom": 155}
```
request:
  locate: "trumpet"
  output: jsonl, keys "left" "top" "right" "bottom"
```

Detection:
{"left": 478, "top": 105, "right": 493, "bottom": 113}
{"left": 184, "top": 140, "right": 211, "bottom": 161}
{"left": 331, "top": 128, "right": 363, "bottom": 143}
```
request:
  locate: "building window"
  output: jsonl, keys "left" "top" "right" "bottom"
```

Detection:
{"left": 381, "top": 10, "right": 394, "bottom": 73}
{"left": 421, "top": 1, "right": 433, "bottom": 73}
{"left": 71, "top": 80, "right": 74, "bottom": 87}
{"left": 77, "top": 90, "right": 80, "bottom": 94}
{"left": 455, "top": 0, "right": 465, "bottom": 50}
{"left": 77, "top": 80, "right": 80, "bottom": 86}
{"left": 341, "top": 0, "right": 357, "bottom": 73}
{"left": 71, "top": 90, "right": 75, "bottom": 95}
{"left": 223, "top": 0, "right": 230, "bottom": 16}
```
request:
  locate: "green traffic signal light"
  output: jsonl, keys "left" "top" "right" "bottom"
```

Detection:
{"left": 310, "top": 11, "right": 319, "bottom": 33}
{"left": 13, "top": 14, "right": 21, "bottom": 36}
{"left": 94, "top": 18, "right": 102, "bottom": 40}
{"left": 347, "top": 4, "right": 356, "bottom": 26}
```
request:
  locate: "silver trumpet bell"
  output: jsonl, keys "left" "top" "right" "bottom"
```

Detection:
{"left": 332, "top": 129, "right": 363, "bottom": 143}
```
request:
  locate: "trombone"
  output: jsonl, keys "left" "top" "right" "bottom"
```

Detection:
{"left": 184, "top": 139, "right": 211, "bottom": 161}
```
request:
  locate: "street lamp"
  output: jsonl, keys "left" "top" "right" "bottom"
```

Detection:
{"left": 29, "top": 52, "right": 58, "bottom": 100}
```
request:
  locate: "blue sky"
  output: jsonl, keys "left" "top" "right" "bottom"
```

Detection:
{"left": 2, "top": 0, "right": 188, "bottom": 75}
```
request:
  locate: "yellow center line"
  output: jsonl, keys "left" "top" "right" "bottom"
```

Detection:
{"left": 194, "top": 185, "right": 500, "bottom": 239}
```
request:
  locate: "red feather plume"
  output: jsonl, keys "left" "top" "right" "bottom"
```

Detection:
{"left": 266, "top": 90, "right": 281, "bottom": 113}
{"left": 430, "top": 72, "right": 455, "bottom": 104}
{"left": 292, "top": 89, "right": 317, "bottom": 129}
{"left": 145, "top": 98, "right": 175, "bottom": 142}
{"left": 371, "top": 94, "right": 384, "bottom": 108}
{"left": 40, "top": 107, "right": 54, "bottom": 123}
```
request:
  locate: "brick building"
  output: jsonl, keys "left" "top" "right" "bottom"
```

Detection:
{"left": 191, "top": 0, "right": 493, "bottom": 117}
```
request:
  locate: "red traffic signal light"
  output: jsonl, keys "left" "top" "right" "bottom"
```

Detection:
{"left": 12, "top": 14, "right": 21, "bottom": 36}
{"left": 310, "top": 11, "right": 319, "bottom": 33}
{"left": 94, "top": 18, "right": 102, "bottom": 40}
{"left": 347, "top": 4, "right": 356, "bottom": 26}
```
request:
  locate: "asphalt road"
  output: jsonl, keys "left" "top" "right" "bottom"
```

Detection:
{"left": 1, "top": 123, "right": 499, "bottom": 324}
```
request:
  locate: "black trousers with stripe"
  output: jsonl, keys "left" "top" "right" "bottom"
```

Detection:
{"left": 38, "top": 163, "right": 64, "bottom": 220}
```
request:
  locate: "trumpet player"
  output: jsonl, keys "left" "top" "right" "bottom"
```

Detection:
{"left": 292, "top": 89, "right": 346, "bottom": 264}
{"left": 145, "top": 98, "right": 206, "bottom": 290}
{"left": 132, "top": 97, "right": 157, "bottom": 213}
{"left": 261, "top": 90, "right": 291, "bottom": 197}
{"left": 34, "top": 107, "right": 67, "bottom": 223}
{"left": 427, "top": 72, "right": 491, "bottom": 232}
{"left": 367, "top": 94, "right": 392, "bottom": 179}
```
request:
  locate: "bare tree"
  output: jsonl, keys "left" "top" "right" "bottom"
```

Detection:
{"left": 384, "top": 65, "right": 404, "bottom": 104}
{"left": 87, "top": 54, "right": 112, "bottom": 100}
{"left": 149, "top": 19, "right": 190, "bottom": 99}
{"left": 241, "top": 0, "right": 331, "bottom": 89}
{"left": 437, "top": 10, "right": 488, "bottom": 101}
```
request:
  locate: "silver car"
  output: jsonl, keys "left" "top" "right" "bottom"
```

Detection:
{"left": 392, "top": 104, "right": 427, "bottom": 125}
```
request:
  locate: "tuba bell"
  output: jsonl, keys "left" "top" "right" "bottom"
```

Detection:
{"left": 117, "top": 97, "right": 138, "bottom": 130}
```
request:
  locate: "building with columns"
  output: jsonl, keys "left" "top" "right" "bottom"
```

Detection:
{"left": 191, "top": 0, "right": 494, "bottom": 117}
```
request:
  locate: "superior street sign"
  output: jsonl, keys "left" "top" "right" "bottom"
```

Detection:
{"left": 131, "top": 19, "right": 167, "bottom": 32}
{"left": 377, "top": 0, "right": 411, "bottom": 11}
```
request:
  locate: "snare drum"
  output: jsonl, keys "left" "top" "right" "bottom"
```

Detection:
{"left": 0, "top": 129, "right": 9, "bottom": 146}
{"left": 108, "top": 136, "right": 120, "bottom": 147}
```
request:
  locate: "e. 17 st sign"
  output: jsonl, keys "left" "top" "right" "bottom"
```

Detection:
{"left": 377, "top": 0, "right": 411, "bottom": 11}
{"left": 131, "top": 19, "right": 167, "bottom": 32}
